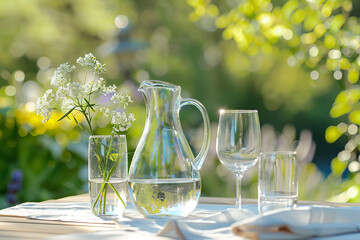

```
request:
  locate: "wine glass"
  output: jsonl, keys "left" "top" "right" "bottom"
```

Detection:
{"left": 216, "top": 110, "right": 261, "bottom": 209}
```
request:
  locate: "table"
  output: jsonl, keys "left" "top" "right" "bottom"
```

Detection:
{"left": 0, "top": 194, "right": 359, "bottom": 240}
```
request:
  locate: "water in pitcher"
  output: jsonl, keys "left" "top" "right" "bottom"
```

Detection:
{"left": 128, "top": 178, "right": 201, "bottom": 218}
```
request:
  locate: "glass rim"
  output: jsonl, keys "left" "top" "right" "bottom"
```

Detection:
{"left": 260, "top": 151, "right": 297, "bottom": 155}
{"left": 219, "top": 109, "right": 258, "bottom": 114}
{"left": 139, "top": 80, "right": 180, "bottom": 91}
{"left": 89, "top": 135, "right": 126, "bottom": 139}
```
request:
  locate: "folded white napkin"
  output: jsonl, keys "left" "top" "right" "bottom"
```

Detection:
{"left": 158, "top": 208, "right": 256, "bottom": 239}
{"left": 232, "top": 206, "right": 360, "bottom": 240}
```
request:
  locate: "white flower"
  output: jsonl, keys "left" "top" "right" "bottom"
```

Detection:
{"left": 111, "top": 112, "right": 136, "bottom": 133}
{"left": 51, "top": 63, "right": 75, "bottom": 87}
{"left": 82, "top": 80, "right": 94, "bottom": 95}
{"left": 37, "top": 53, "right": 135, "bottom": 135}
{"left": 56, "top": 82, "right": 83, "bottom": 101}
{"left": 62, "top": 98, "right": 75, "bottom": 111}
{"left": 100, "top": 107, "right": 112, "bottom": 117}
{"left": 83, "top": 78, "right": 104, "bottom": 95}
{"left": 68, "top": 82, "right": 83, "bottom": 99}
{"left": 95, "top": 62, "right": 107, "bottom": 75}
{"left": 76, "top": 53, "right": 97, "bottom": 68}
{"left": 102, "top": 84, "right": 117, "bottom": 94}
{"left": 76, "top": 53, "right": 107, "bottom": 74}
{"left": 36, "top": 89, "right": 54, "bottom": 123}
{"left": 111, "top": 92, "right": 133, "bottom": 109}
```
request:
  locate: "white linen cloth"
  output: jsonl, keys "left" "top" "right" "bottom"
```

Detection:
{"left": 0, "top": 200, "right": 257, "bottom": 238}
{"left": 231, "top": 206, "right": 360, "bottom": 240}
{"left": 0, "top": 202, "right": 113, "bottom": 224}
{"left": 2, "top": 201, "right": 360, "bottom": 240}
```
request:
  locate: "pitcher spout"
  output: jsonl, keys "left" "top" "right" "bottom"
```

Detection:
{"left": 138, "top": 80, "right": 180, "bottom": 93}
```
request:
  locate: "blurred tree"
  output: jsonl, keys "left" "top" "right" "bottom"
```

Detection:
{"left": 187, "top": 0, "right": 360, "bottom": 202}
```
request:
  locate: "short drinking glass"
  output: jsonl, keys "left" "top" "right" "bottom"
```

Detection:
{"left": 258, "top": 151, "right": 298, "bottom": 214}
{"left": 216, "top": 110, "right": 261, "bottom": 209}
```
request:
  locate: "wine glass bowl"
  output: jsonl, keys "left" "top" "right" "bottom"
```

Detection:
{"left": 216, "top": 109, "right": 261, "bottom": 209}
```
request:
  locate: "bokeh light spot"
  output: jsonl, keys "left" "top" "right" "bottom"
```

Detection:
{"left": 309, "top": 46, "right": 319, "bottom": 57}
{"left": 334, "top": 70, "right": 342, "bottom": 80}
{"left": 338, "top": 122, "right": 347, "bottom": 133}
{"left": 310, "top": 70, "right": 319, "bottom": 80}
{"left": 338, "top": 150, "right": 351, "bottom": 161}
{"left": 9, "top": 42, "right": 25, "bottom": 57}
{"left": 14, "top": 70, "right": 25, "bottom": 82}
{"left": 346, "top": 186, "right": 359, "bottom": 198}
{"left": 329, "top": 49, "right": 341, "bottom": 59}
{"left": 135, "top": 69, "right": 150, "bottom": 83}
{"left": 349, "top": 161, "right": 360, "bottom": 172}
{"left": 348, "top": 124, "right": 358, "bottom": 135}
{"left": 37, "top": 57, "right": 51, "bottom": 70}
{"left": 25, "top": 102, "right": 36, "bottom": 112}
{"left": 283, "top": 29, "right": 293, "bottom": 40}
{"left": 115, "top": 15, "right": 129, "bottom": 29}
{"left": 5, "top": 86, "right": 16, "bottom": 96}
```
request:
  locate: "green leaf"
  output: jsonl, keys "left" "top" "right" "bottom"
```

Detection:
{"left": 73, "top": 115, "right": 79, "bottom": 124}
{"left": 100, "top": 142, "right": 110, "bottom": 152}
{"left": 84, "top": 98, "right": 95, "bottom": 112}
{"left": 58, "top": 107, "right": 76, "bottom": 121}
{"left": 325, "top": 126, "right": 342, "bottom": 143}
{"left": 331, "top": 157, "right": 348, "bottom": 176}
{"left": 110, "top": 153, "right": 119, "bottom": 162}
{"left": 330, "top": 14, "right": 345, "bottom": 32}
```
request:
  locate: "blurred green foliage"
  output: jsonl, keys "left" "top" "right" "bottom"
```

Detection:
{"left": 1, "top": 0, "right": 360, "bottom": 207}
{"left": 188, "top": 0, "right": 360, "bottom": 202}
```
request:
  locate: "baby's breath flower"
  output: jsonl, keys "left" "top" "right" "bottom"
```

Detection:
{"left": 95, "top": 62, "right": 107, "bottom": 75}
{"left": 77, "top": 53, "right": 107, "bottom": 75}
{"left": 76, "top": 53, "right": 97, "bottom": 68}
{"left": 98, "top": 77, "right": 105, "bottom": 86}
{"left": 102, "top": 84, "right": 117, "bottom": 94}
{"left": 62, "top": 98, "right": 75, "bottom": 111}
{"left": 111, "top": 92, "right": 133, "bottom": 109}
{"left": 51, "top": 63, "right": 76, "bottom": 88}
{"left": 83, "top": 78, "right": 104, "bottom": 95}
{"left": 111, "top": 112, "right": 136, "bottom": 133}
{"left": 56, "top": 82, "right": 82, "bottom": 101}
{"left": 100, "top": 107, "right": 112, "bottom": 117}
{"left": 67, "top": 82, "right": 83, "bottom": 99}
{"left": 36, "top": 89, "right": 54, "bottom": 123}
{"left": 83, "top": 80, "right": 94, "bottom": 95}
{"left": 38, "top": 53, "right": 135, "bottom": 135}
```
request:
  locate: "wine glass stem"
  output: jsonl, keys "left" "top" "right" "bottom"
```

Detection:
{"left": 235, "top": 173, "right": 243, "bottom": 210}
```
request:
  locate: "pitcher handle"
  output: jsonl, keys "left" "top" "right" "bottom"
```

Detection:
{"left": 180, "top": 98, "right": 211, "bottom": 169}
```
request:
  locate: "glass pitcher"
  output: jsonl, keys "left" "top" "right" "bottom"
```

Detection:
{"left": 128, "top": 80, "right": 210, "bottom": 218}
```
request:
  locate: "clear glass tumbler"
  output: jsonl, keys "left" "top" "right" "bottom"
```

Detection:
{"left": 258, "top": 151, "right": 298, "bottom": 214}
{"left": 88, "top": 135, "right": 128, "bottom": 217}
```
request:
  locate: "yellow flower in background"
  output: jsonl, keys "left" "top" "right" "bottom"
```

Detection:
{"left": 14, "top": 105, "right": 80, "bottom": 142}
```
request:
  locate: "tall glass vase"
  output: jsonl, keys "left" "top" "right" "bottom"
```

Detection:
{"left": 88, "top": 135, "right": 127, "bottom": 217}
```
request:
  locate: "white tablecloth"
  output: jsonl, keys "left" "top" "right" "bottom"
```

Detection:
{"left": 2, "top": 201, "right": 360, "bottom": 239}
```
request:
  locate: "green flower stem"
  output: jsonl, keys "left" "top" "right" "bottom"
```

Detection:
{"left": 79, "top": 104, "right": 93, "bottom": 134}
{"left": 102, "top": 183, "right": 108, "bottom": 214}
{"left": 92, "top": 182, "right": 105, "bottom": 212}
{"left": 108, "top": 182, "right": 126, "bottom": 207}
{"left": 103, "top": 136, "right": 113, "bottom": 179}
{"left": 98, "top": 186, "right": 104, "bottom": 213}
